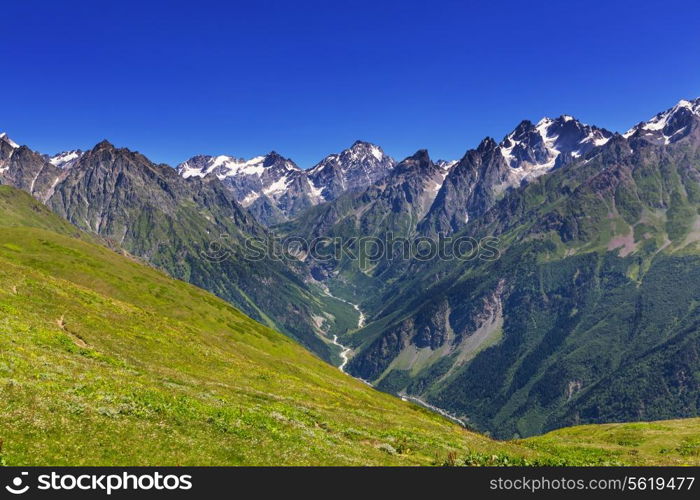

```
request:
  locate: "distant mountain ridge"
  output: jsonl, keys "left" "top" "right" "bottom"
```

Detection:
{"left": 177, "top": 141, "right": 395, "bottom": 225}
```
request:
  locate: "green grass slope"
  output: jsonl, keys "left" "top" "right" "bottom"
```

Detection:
{"left": 3, "top": 185, "right": 699, "bottom": 466}
{"left": 0, "top": 186, "right": 535, "bottom": 466}
{"left": 521, "top": 418, "right": 700, "bottom": 466}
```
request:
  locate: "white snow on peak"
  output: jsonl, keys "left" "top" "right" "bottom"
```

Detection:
{"left": 49, "top": 150, "right": 83, "bottom": 168}
{"left": 262, "top": 175, "right": 290, "bottom": 196}
{"left": 370, "top": 145, "right": 384, "bottom": 161}
{"left": 212, "top": 155, "right": 267, "bottom": 178}
{"left": 580, "top": 129, "right": 612, "bottom": 149}
{"left": 178, "top": 152, "right": 304, "bottom": 209}
{"left": 498, "top": 140, "right": 517, "bottom": 168}
{"left": 499, "top": 116, "right": 611, "bottom": 187}
{"left": 178, "top": 159, "right": 208, "bottom": 179}
{"left": 346, "top": 142, "right": 387, "bottom": 164}
{"left": 179, "top": 155, "right": 270, "bottom": 179}
{"left": 535, "top": 118, "right": 560, "bottom": 170}
{"left": 499, "top": 117, "right": 560, "bottom": 174}
{"left": 0, "top": 132, "right": 19, "bottom": 149}
{"left": 178, "top": 163, "right": 206, "bottom": 179}
{"left": 307, "top": 177, "right": 325, "bottom": 201}
{"left": 623, "top": 98, "right": 700, "bottom": 143}
{"left": 437, "top": 159, "right": 458, "bottom": 171}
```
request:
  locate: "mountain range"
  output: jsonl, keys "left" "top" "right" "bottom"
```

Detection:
{"left": 2, "top": 97, "right": 700, "bottom": 440}
{"left": 177, "top": 140, "right": 395, "bottom": 225}
{"left": 0, "top": 136, "right": 359, "bottom": 360}
{"left": 333, "top": 98, "right": 700, "bottom": 438}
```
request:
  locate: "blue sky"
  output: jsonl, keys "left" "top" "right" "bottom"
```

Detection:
{"left": 3, "top": 0, "right": 700, "bottom": 167}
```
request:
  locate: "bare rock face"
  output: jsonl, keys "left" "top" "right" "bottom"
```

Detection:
{"left": 307, "top": 140, "right": 395, "bottom": 201}
{"left": 0, "top": 134, "right": 63, "bottom": 202}
{"left": 420, "top": 116, "right": 613, "bottom": 236}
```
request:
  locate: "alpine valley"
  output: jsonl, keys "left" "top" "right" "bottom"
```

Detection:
{"left": 3, "top": 98, "right": 700, "bottom": 464}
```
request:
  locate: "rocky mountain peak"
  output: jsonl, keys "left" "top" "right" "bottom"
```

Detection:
{"left": 94, "top": 139, "right": 116, "bottom": 151}
{"left": 0, "top": 132, "right": 19, "bottom": 149}
{"left": 263, "top": 151, "right": 300, "bottom": 170}
{"left": 346, "top": 140, "right": 386, "bottom": 159}
{"left": 309, "top": 141, "right": 391, "bottom": 171}
{"left": 407, "top": 148, "right": 431, "bottom": 164}
{"left": 391, "top": 149, "right": 434, "bottom": 177}
{"left": 304, "top": 140, "right": 395, "bottom": 206}
{"left": 624, "top": 97, "right": 700, "bottom": 145}
{"left": 498, "top": 114, "right": 612, "bottom": 185}
{"left": 264, "top": 150, "right": 284, "bottom": 162}
{"left": 477, "top": 137, "right": 500, "bottom": 153}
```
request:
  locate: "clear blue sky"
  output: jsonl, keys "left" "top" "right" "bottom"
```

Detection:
{"left": 3, "top": 0, "right": 700, "bottom": 167}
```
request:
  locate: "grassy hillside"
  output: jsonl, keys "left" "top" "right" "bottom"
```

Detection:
{"left": 521, "top": 418, "right": 700, "bottom": 466}
{"left": 0, "top": 186, "right": 535, "bottom": 465}
{"left": 2, "top": 185, "right": 699, "bottom": 466}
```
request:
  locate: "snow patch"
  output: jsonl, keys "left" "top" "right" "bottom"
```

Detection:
{"left": 426, "top": 169, "right": 449, "bottom": 203}
{"left": 49, "top": 150, "right": 82, "bottom": 168}
{"left": 240, "top": 192, "right": 260, "bottom": 206}
{"left": 213, "top": 155, "right": 266, "bottom": 178}
{"left": 437, "top": 159, "right": 458, "bottom": 171}
{"left": 307, "top": 178, "right": 325, "bottom": 200}
{"left": 0, "top": 133, "right": 19, "bottom": 149}
{"left": 262, "top": 175, "right": 290, "bottom": 196}
{"left": 179, "top": 155, "right": 268, "bottom": 179}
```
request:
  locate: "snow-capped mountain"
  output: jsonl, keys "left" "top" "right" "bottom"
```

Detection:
{"left": 46, "top": 150, "right": 83, "bottom": 169}
{"left": 624, "top": 98, "right": 700, "bottom": 145}
{"left": 179, "top": 152, "right": 302, "bottom": 204}
{"left": 178, "top": 141, "right": 395, "bottom": 225}
{"left": 179, "top": 154, "right": 273, "bottom": 183}
{"left": 419, "top": 116, "right": 613, "bottom": 235}
{"left": 178, "top": 152, "right": 319, "bottom": 225}
{"left": 498, "top": 115, "right": 613, "bottom": 186}
{"left": 307, "top": 141, "right": 395, "bottom": 201}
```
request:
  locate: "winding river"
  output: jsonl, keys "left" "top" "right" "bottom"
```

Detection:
{"left": 323, "top": 290, "right": 466, "bottom": 426}
{"left": 323, "top": 291, "right": 364, "bottom": 372}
